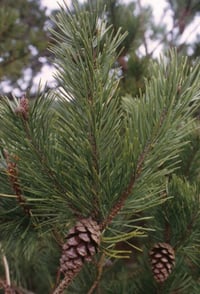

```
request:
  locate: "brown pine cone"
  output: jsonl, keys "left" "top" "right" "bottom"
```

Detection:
{"left": 149, "top": 242, "right": 175, "bottom": 283}
{"left": 60, "top": 218, "right": 101, "bottom": 279}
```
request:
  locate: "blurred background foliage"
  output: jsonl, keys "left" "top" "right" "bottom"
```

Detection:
{"left": 0, "top": 0, "right": 200, "bottom": 98}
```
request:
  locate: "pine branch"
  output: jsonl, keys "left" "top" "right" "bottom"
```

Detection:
{"left": 49, "top": 1, "right": 127, "bottom": 219}
{"left": 100, "top": 108, "right": 167, "bottom": 230}
{"left": 1, "top": 246, "right": 11, "bottom": 288}
{"left": 19, "top": 98, "right": 64, "bottom": 195}
{"left": 1, "top": 1, "right": 200, "bottom": 291}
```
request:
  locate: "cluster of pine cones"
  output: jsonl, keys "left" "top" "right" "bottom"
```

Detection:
{"left": 59, "top": 217, "right": 175, "bottom": 286}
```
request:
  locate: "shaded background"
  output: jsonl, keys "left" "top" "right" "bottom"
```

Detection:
{"left": 0, "top": 0, "right": 200, "bottom": 98}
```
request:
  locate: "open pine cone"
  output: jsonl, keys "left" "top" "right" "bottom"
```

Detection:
{"left": 149, "top": 242, "right": 175, "bottom": 283}
{"left": 60, "top": 218, "right": 101, "bottom": 278}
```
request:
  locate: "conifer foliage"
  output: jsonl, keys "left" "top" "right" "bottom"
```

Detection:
{"left": 0, "top": 1, "right": 200, "bottom": 293}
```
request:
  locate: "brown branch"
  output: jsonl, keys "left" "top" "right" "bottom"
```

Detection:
{"left": 87, "top": 253, "right": 106, "bottom": 294}
{"left": 100, "top": 141, "right": 151, "bottom": 231}
{"left": 19, "top": 97, "right": 65, "bottom": 193}
{"left": 2, "top": 257, "right": 11, "bottom": 290}
{"left": 0, "top": 245, "right": 11, "bottom": 289}
{"left": 17, "top": 96, "right": 80, "bottom": 217}
{"left": 100, "top": 107, "right": 167, "bottom": 231}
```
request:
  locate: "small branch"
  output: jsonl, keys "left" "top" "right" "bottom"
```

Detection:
{"left": 100, "top": 141, "right": 151, "bottom": 231}
{"left": 17, "top": 96, "right": 80, "bottom": 216}
{"left": 2, "top": 257, "right": 11, "bottom": 290}
{"left": 87, "top": 254, "right": 105, "bottom": 294}
{"left": 100, "top": 108, "right": 167, "bottom": 230}
{"left": 1, "top": 251, "right": 11, "bottom": 287}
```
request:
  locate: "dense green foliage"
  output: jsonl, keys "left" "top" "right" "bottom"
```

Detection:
{"left": 0, "top": 1, "right": 200, "bottom": 293}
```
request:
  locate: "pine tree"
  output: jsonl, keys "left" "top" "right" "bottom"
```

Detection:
{"left": 0, "top": 1, "right": 200, "bottom": 293}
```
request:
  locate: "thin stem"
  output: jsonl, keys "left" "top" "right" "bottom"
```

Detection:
{"left": 2, "top": 254, "right": 11, "bottom": 287}
{"left": 100, "top": 141, "right": 151, "bottom": 231}
{"left": 20, "top": 104, "right": 80, "bottom": 216}
{"left": 22, "top": 121, "right": 65, "bottom": 194}
{"left": 87, "top": 254, "right": 106, "bottom": 294}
